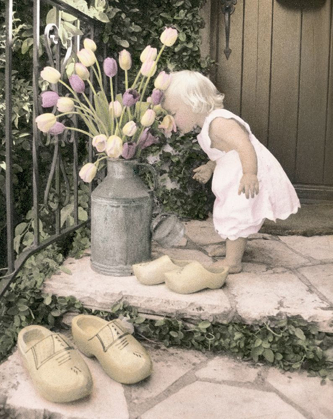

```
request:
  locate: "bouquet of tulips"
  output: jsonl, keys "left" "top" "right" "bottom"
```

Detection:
{"left": 35, "top": 27, "right": 178, "bottom": 182}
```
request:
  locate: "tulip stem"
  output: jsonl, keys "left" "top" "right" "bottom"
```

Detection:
{"left": 125, "top": 70, "right": 128, "bottom": 90}
{"left": 65, "top": 126, "right": 94, "bottom": 139}
{"left": 87, "top": 79, "right": 97, "bottom": 96}
{"left": 131, "top": 72, "right": 141, "bottom": 89}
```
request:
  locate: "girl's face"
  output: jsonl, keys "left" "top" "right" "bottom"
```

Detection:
{"left": 163, "top": 96, "right": 204, "bottom": 134}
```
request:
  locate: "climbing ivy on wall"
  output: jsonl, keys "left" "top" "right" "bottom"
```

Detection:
{"left": 101, "top": 0, "right": 215, "bottom": 219}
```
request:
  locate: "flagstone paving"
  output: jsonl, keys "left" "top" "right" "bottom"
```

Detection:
{"left": 0, "top": 217, "right": 332, "bottom": 418}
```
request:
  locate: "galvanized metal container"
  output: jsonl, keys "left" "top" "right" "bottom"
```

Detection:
{"left": 90, "top": 159, "right": 153, "bottom": 276}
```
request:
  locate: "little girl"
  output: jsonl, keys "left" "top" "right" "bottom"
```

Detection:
{"left": 163, "top": 70, "right": 300, "bottom": 273}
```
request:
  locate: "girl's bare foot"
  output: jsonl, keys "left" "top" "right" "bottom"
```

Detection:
{"left": 212, "top": 259, "right": 242, "bottom": 274}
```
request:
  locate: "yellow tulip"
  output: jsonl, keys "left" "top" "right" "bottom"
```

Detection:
{"left": 40, "top": 66, "right": 61, "bottom": 84}
{"left": 160, "top": 27, "right": 178, "bottom": 47}
{"left": 83, "top": 38, "right": 97, "bottom": 52}
{"left": 141, "top": 109, "right": 156, "bottom": 127}
{"left": 35, "top": 113, "right": 57, "bottom": 132}
{"left": 106, "top": 135, "right": 123, "bottom": 158}
{"left": 79, "top": 163, "right": 97, "bottom": 183}
{"left": 119, "top": 50, "right": 132, "bottom": 71}
{"left": 77, "top": 48, "right": 96, "bottom": 67}
{"left": 122, "top": 121, "right": 137, "bottom": 137}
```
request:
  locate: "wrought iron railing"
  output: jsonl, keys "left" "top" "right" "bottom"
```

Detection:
{"left": 1, "top": 0, "right": 107, "bottom": 297}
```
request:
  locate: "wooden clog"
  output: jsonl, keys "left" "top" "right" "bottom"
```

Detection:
{"left": 71, "top": 315, "right": 152, "bottom": 384}
{"left": 132, "top": 255, "right": 192, "bottom": 285}
{"left": 164, "top": 261, "right": 229, "bottom": 294}
{"left": 17, "top": 325, "right": 93, "bottom": 403}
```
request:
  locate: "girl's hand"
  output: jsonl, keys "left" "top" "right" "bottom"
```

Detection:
{"left": 193, "top": 163, "right": 214, "bottom": 184}
{"left": 238, "top": 174, "right": 259, "bottom": 199}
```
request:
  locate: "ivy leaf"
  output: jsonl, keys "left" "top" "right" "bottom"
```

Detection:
{"left": 198, "top": 321, "right": 211, "bottom": 329}
{"left": 295, "top": 328, "right": 306, "bottom": 340}
{"left": 263, "top": 349, "right": 274, "bottom": 363}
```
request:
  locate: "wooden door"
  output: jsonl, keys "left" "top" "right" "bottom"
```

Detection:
{"left": 201, "top": 0, "right": 333, "bottom": 201}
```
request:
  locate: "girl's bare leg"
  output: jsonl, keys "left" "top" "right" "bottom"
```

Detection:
{"left": 213, "top": 238, "right": 247, "bottom": 273}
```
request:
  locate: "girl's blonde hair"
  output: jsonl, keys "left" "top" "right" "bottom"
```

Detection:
{"left": 164, "top": 70, "right": 224, "bottom": 113}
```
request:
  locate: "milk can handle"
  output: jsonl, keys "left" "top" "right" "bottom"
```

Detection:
{"left": 136, "top": 162, "right": 158, "bottom": 191}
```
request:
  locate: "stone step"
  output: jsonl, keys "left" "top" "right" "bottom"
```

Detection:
{"left": 43, "top": 219, "right": 333, "bottom": 332}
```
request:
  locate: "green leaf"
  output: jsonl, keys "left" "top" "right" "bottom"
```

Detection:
{"left": 21, "top": 38, "right": 33, "bottom": 55}
{"left": 18, "top": 305, "right": 29, "bottom": 312}
{"left": 155, "top": 319, "right": 166, "bottom": 326}
{"left": 254, "top": 338, "right": 262, "bottom": 347}
{"left": 15, "top": 222, "right": 28, "bottom": 236}
{"left": 295, "top": 328, "right": 306, "bottom": 340}
{"left": 44, "top": 295, "right": 52, "bottom": 305}
{"left": 170, "top": 331, "right": 179, "bottom": 338}
{"left": 61, "top": 12, "right": 78, "bottom": 22}
{"left": 60, "top": 266, "right": 72, "bottom": 275}
{"left": 263, "top": 349, "right": 274, "bottom": 363}
{"left": 198, "top": 321, "right": 211, "bottom": 329}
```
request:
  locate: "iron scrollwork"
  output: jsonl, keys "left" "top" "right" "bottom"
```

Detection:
{"left": 221, "top": 0, "right": 237, "bottom": 59}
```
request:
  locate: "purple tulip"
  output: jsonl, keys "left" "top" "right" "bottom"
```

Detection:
{"left": 122, "top": 89, "right": 140, "bottom": 107}
{"left": 41, "top": 91, "right": 59, "bottom": 108}
{"left": 103, "top": 57, "right": 118, "bottom": 78}
{"left": 48, "top": 122, "right": 66, "bottom": 135}
{"left": 138, "top": 128, "right": 158, "bottom": 150}
{"left": 122, "top": 142, "right": 137, "bottom": 159}
{"left": 151, "top": 88, "right": 164, "bottom": 106}
{"left": 69, "top": 74, "right": 85, "bottom": 93}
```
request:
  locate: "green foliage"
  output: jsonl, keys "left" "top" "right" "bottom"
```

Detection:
{"left": 0, "top": 226, "right": 90, "bottom": 363}
{"left": 101, "top": 0, "right": 214, "bottom": 218}
{"left": 101, "top": 301, "right": 333, "bottom": 383}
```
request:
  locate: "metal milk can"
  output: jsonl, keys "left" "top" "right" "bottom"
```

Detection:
{"left": 91, "top": 159, "right": 153, "bottom": 276}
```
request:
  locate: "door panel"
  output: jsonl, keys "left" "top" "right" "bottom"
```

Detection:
{"left": 205, "top": 0, "right": 333, "bottom": 193}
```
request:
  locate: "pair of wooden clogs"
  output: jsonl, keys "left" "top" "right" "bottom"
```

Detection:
{"left": 17, "top": 315, "right": 152, "bottom": 403}
{"left": 133, "top": 255, "right": 229, "bottom": 294}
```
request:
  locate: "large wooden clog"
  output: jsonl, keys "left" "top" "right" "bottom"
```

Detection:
{"left": 17, "top": 325, "right": 93, "bottom": 403}
{"left": 72, "top": 315, "right": 152, "bottom": 385}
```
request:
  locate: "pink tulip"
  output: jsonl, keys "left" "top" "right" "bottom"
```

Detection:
{"left": 103, "top": 57, "right": 118, "bottom": 77}
{"left": 49, "top": 122, "right": 66, "bottom": 135}
{"left": 79, "top": 163, "right": 97, "bottom": 183}
{"left": 160, "top": 27, "right": 178, "bottom": 47}
{"left": 150, "top": 89, "right": 164, "bottom": 105}
{"left": 41, "top": 91, "right": 59, "bottom": 108}
{"left": 69, "top": 75, "right": 85, "bottom": 93}
{"left": 122, "top": 89, "right": 140, "bottom": 107}
{"left": 138, "top": 128, "right": 158, "bottom": 150}
{"left": 122, "top": 142, "right": 137, "bottom": 159}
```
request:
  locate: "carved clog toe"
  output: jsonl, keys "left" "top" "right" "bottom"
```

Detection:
{"left": 164, "top": 261, "right": 229, "bottom": 294}
{"left": 72, "top": 315, "right": 153, "bottom": 384}
{"left": 18, "top": 325, "right": 93, "bottom": 403}
{"left": 133, "top": 255, "right": 194, "bottom": 285}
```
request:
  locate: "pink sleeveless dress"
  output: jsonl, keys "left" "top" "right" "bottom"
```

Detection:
{"left": 197, "top": 109, "right": 300, "bottom": 240}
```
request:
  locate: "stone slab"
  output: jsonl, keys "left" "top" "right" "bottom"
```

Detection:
{"left": 298, "top": 263, "right": 333, "bottom": 305}
{"left": 0, "top": 349, "right": 129, "bottom": 419}
{"left": 279, "top": 235, "right": 333, "bottom": 261}
{"left": 141, "top": 381, "right": 306, "bottom": 419}
{"left": 184, "top": 218, "right": 224, "bottom": 245}
{"left": 267, "top": 367, "right": 333, "bottom": 419}
{"left": 43, "top": 255, "right": 232, "bottom": 323}
{"left": 243, "top": 239, "right": 311, "bottom": 268}
{"left": 225, "top": 271, "right": 333, "bottom": 332}
{"left": 195, "top": 356, "right": 259, "bottom": 383}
